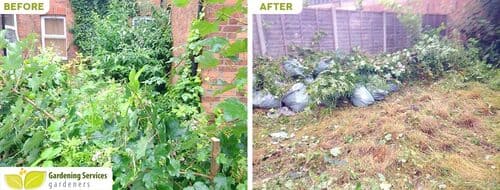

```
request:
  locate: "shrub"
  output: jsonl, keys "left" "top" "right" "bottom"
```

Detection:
{"left": 410, "top": 30, "right": 468, "bottom": 79}
{"left": 80, "top": 0, "right": 173, "bottom": 87}
{"left": 308, "top": 62, "right": 358, "bottom": 107}
{"left": 253, "top": 57, "right": 292, "bottom": 97}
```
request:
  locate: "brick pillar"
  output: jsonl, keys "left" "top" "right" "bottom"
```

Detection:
{"left": 201, "top": 0, "right": 247, "bottom": 111}
{"left": 170, "top": 0, "right": 199, "bottom": 56}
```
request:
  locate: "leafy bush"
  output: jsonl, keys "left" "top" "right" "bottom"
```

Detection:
{"left": 411, "top": 32, "right": 462, "bottom": 79}
{"left": 79, "top": 0, "right": 173, "bottom": 87}
{"left": 308, "top": 63, "right": 358, "bottom": 107}
{"left": 374, "top": 49, "right": 412, "bottom": 81}
{"left": 253, "top": 57, "right": 292, "bottom": 97}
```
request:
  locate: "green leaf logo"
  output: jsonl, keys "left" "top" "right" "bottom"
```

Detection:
{"left": 5, "top": 174, "right": 23, "bottom": 190}
{"left": 24, "top": 171, "right": 45, "bottom": 189}
{"left": 4, "top": 170, "right": 46, "bottom": 190}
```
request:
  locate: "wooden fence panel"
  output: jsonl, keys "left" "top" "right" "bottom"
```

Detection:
{"left": 253, "top": 8, "right": 447, "bottom": 57}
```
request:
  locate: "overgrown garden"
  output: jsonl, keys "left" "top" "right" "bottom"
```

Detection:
{"left": 0, "top": 0, "right": 247, "bottom": 189}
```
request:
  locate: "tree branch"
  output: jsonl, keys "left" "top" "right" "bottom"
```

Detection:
{"left": 11, "top": 88, "right": 57, "bottom": 121}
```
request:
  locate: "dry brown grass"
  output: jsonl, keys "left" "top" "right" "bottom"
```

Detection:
{"left": 253, "top": 80, "right": 500, "bottom": 189}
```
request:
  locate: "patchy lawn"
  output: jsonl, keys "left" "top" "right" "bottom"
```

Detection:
{"left": 253, "top": 78, "right": 499, "bottom": 189}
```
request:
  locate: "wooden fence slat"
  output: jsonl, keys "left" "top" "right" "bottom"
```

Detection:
{"left": 332, "top": 7, "right": 338, "bottom": 50}
{"left": 383, "top": 12, "right": 387, "bottom": 52}
{"left": 279, "top": 15, "right": 288, "bottom": 55}
{"left": 255, "top": 15, "right": 267, "bottom": 56}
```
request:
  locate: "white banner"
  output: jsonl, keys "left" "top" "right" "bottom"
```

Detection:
{"left": 249, "top": 0, "right": 303, "bottom": 14}
{"left": 0, "top": 167, "right": 112, "bottom": 190}
{"left": 0, "top": 0, "right": 49, "bottom": 14}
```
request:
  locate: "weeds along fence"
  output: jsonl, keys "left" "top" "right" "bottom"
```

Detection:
{"left": 253, "top": 8, "right": 447, "bottom": 57}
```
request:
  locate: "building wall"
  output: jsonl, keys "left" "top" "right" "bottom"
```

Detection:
{"left": 201, "top": 1, "right": 247, "bottom": 111}
{"left": 170, "top": 0, "right": 247, "bottom": 111}
{"left": 16, "top": 0, "right": 77, "bottom": 60}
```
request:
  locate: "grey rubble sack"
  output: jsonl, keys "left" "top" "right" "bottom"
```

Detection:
{"left": 313, "top": 58, "right": 334, "bottom": 77}
{"left": 304, "top": 75, "right": 314, "bottom": 84}
{"left": 388, "top": 82, "right": 400, "bottom": 92}
{"left": 282, "top": 83, "right": 310, "bottom": 112}
{"left": 282, "top": 59, "right": 305, "bottom": 78}
{"left": 370, "top": 89, "right": 389, "bottom": 101}
{"left": 350, "top": 86, "right": 375, "bottom": 107}
{"left": 253, "top": 90, "right": 281, "bottom": 109}
{"left": 366, "top": 86, "right": 389, "bottom": 101}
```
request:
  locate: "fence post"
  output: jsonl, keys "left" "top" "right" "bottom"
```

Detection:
{"left": 255, "top": 15, "right": 267, "bottom": 56}
{"left": 331, "top": 7, "right": 338, "bottom": 50}
{"left": 383, "top": 12, "right": 387, "bottom": 52}
{"left": 347, "top": 11, "right": 352, "bottom": 50}
{"left": 359, "top": 11, "right": 363, "bottom": 50}
{"left": 279, "top": 15, "right": 288, "bottom": 55}
{"left": 315, "top": 8, "right": 321, "bottom": 50}
{"left": 209, "top": 137, "right": 221, "bottom": 180}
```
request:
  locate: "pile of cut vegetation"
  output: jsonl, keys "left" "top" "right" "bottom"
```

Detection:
{"left": 253, "top": 30, "right": 499, "bottom": 117}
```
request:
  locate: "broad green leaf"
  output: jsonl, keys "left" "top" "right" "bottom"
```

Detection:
{"left": 163, "top": 116, "right": 185, "bottom": 140}
{"left": 236, "top": 183, "right": 247, "bottom": 190}
{"left": 1, "top": 45, "right": 23, "bottom": 71}
{"left": 5, "top": 174, "right": 22, "bottom": 190}
{"left": 183, "top": 182, "right": 209, "bottom": 190}
{"left": 40, "top": 147, "right": 62, "bottom": 160}
{"left": 355, "top": 182, "right": 362, "bottom": 190}
{"left": 216, "top": 0, "right": 246, "bottom": 21}
{"left": 234, "top": 67, "right": 247, "bottom": 90}
{"left": 215, "top": 98, "right": 246, "bottom": 122}
{"left": 222, "top": 39, "right": 247, "bottom": 59}
{"left": 24, "top": 171, "right": 46, "bottom": 189}
{"left": 32, "top": 147, "right": 62, "bottom": 166}
{"left": 195, "top": 37, "right": 229, "bottom": 52}
{"left": 173, "top": 0, "right": 190, "bottom": 7}
{"left": 195, "top": 52, "right": 219, "bottom": 68}
{"left": 22, "top": 131, "right": 45, "bottom": 154}
{"left": 193, "top": 182, "right": 209, "bottom": 190}
{"left": 214, "top": 67, "right": 247, "bottom": 95}
{"left": 167, "top": 159, "right": 181, "bottom": 176}
{"left": 214, "top": 176, "right": 234, "bottom": 190}
{"left": 192, "top": 20, "right": 219, "bottom": 37}
{"left": 128, "top": 67, "right": 144, "bottom": 93}
{"left": 134, "top": 136, "right": 149, "bottom": 159}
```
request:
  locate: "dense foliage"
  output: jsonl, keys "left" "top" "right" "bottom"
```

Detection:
{"left": 70, "top": 0, "right": 112, "bottom": 52}
{"left": 72, "top": 0, "right": 173, "bottom": 87}
{"left": 452, "top": 0, "right": 499, "bottom": 67}
{"left": 254, "top": 29, "right": 499, "bottom": 109}
{"left": 1, "top": 0, "right": 247, "bottom": 189}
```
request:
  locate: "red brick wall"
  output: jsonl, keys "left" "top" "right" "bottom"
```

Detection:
{"left": 170, "top": 0, "right": 247, "bottom": 111}
{"left": 16, "top": 0, "right": 77, "bottom": 60}
{"left": 201, "top": 1, "right": 247, "bottom": 111}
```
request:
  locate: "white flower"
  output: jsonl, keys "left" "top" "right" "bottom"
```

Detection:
{"left": 380, "top": 182, "right": 392, "bottom": 190}
{"left": 92, "top": 151, "right": 102, "bottom": 162}
{"left": 330, "top": 147, "right": 342, "bottom": 157}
